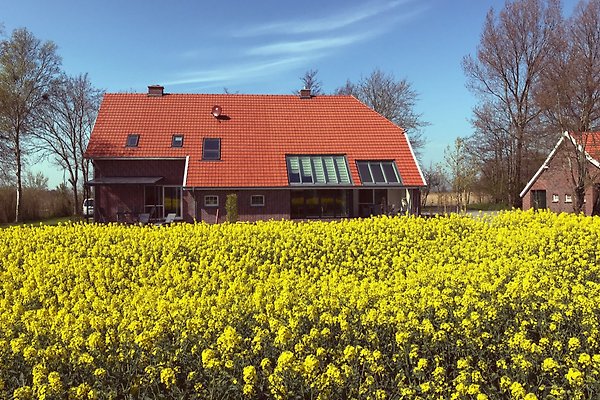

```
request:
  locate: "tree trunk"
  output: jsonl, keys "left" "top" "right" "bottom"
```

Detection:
{"left": 14, "top": 147, "right": 22, "bottom": 223}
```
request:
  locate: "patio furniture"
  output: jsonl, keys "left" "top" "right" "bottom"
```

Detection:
{"left": 155, "top": 213, "right": 177, "bottom": 226}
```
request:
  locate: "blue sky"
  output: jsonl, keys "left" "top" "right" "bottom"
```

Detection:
{"left": 1, "top": 0, "right": 579, "bottom": 187}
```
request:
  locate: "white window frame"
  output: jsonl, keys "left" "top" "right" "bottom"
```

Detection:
{"left": 250, "top": 195, "right": 265, "bottom": 207}
{"left": 565, "top": 194, "right": 572, "bottom": 203}
{"left": 204, "top": 195, "right": 219, "bottom": 207}
{"left": 552, "top": 194, "right": 559, "bottom": 203}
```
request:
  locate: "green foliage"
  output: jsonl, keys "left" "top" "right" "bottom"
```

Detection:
{"left": 225, "top": 193, "right": 238, "bottom": 223}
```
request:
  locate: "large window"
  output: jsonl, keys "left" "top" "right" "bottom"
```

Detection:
{"left": 358, "top": 189, "right": 388, "bottom": 217}
{"left": 291, "top": 190, "right": 349, "bottom": 219}
{"left": 164, "top": 187, "right": 182, "bottom": 217}
{"left": 356, "top": 161, "right": 401, "bottom": 184}
{"left": 286, "top": 155, "right": 351, "bottom": 185}
{"left": 203, "top": 138, "right": 221, "bottom": 160}
{"left": 532, "top": 190, "right": 547, "bottom": 210}
{"left": 144, "top": 186, "right": 182, "bottom": 219}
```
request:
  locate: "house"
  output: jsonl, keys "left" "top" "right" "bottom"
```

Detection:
{"left": 520, "top": 131, "right": 600, "bottom": 215}
{"left": 84, "top": 85, "right": 426, "bottom": 223}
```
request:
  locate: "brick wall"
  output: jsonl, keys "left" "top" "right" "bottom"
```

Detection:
{"left": 185, "top": 189, "right": 290, "bottom": 223}
{"left": 522, "top": 146, "right": 598, "bottom": 215}
{"left": 93, "top": 159, "right": 185, "bottom": 221}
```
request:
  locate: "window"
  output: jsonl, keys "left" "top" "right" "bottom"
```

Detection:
{"left": 290, "top": 189, "right": 349, "bottom": 219}
{"left": 356, "top": 161, "right": 401, "bottom": 184}
{"left": 531, "top": 190, "right": 547, "bottom": 210}
{"left": 286, "top": 155, "right": 351, "bottom": 185}
{"left": 565, "top": 194, "right": 572, "bottom": 203}
{"left": 144, "top": 186, "right": 182, "bottom": 219}
{"left": 203, "top": 138, "right": 221, "bottom": 160}
{"left": 250, "top": 195, "right": 265, "bottom": 207}
{"left": 164, "top": 187, "right": 182, "bottom": 218}
{"left": 204, "top": 195, "right": 219, "bottom": 207}
{"left": 552, "top": 194, "right": 559, "bottom": 203}
{"left": 172, "top": 135, "right": 184, "bottom": 147}
{"left": 126, "top": 134, "right": 140, "bottom": 147}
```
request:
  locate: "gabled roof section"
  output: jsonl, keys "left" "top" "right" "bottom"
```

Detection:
{"left": 520, "top": 131, "right": 600, "bottom": 198}
{"left": 85, "top": 92, "right": 425, "bottom": 188}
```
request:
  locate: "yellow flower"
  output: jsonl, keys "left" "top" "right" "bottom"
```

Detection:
{"left": 566, "top": 367, "right": 584, "bottom": 387}
{"left": 160, "top": 367, "right": 176, "bottom": 389}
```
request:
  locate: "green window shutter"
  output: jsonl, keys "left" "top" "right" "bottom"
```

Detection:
{"left": 300, "top": 157, "right": 313, "bottom": 183}
{"left": 323, "top": 157, "right": 338, "bottom": 183}
{"left": 289, "top": 156, "right": 300, "bottom": 173}
{"left": 313, "top": 157, "right": 326, "bottom": 183}
{"left": 335, "top": 156, "right": 351, "bottom": 184}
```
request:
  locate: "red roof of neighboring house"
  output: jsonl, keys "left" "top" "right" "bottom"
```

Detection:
{"left": 85, "top": 91, "right": 425, "bottom": 188}
{"left": 571, "top": 132, "right": 600, "bottom": 160}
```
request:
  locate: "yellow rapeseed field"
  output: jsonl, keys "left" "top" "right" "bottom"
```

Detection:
{"left": 1, "top": 210, "right": 599, "bottom": 399}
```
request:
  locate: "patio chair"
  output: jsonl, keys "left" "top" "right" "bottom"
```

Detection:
{"left": 155, "top": 213, "right": 177, "bottom": 226}
{"left": 138, "top": 213, "right": 150, "bottom": 225}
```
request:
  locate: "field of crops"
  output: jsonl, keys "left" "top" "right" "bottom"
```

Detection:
{"left": 1, "top": 210, "right": 600, "bottom": 399}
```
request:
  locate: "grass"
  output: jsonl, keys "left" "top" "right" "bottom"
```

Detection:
{"left": 0, "top": 215, "right": 83, "bottom": 228}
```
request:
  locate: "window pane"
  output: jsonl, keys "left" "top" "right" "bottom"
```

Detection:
{"left": 204, "top": 195, "right": 218, "bottom": 206}
{"left": 335, "top": 157, "right": 350, "bottom": 184}
{"left": 287, "top": 157, "right": 301, "bottom": 183}
{"left": 371, "top": 163, "right": 385, "bottom": 183}
{"left": 164, "top": 187, "right": 182, "bottom": 217}
{"left": 203, "top": 138, "right": 220, "bottom": 160}
{"left": 299, "top": 157, "right": 313, "bottom": 183}
{"left": 251, "top": 195, "right": 264, "bottom": 206}
{"left": 172, "top": 135, "right": 184, "bottom": 147}
{"left": 382, "top": 162, "right": 399, "bottom": 183}
{"left": 357, "top": 162, "right": 373, "bottom": 183}
{"left": 323, "top": 157, "right": 338, "bottom": 183}
{"left": 359, "top": 189, "right": 374, "bottom": 204}
{"left": 312, "top": 158, "right": 326, "bottom": 183}
{"left": 126, "top": 134, "right": 139, "bottom": 147}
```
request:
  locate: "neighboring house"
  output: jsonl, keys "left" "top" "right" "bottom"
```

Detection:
{"left": 84, "top": 86, "right": 426, "bottom": 223}
{"left": 520, "top": 131, "right": 600, "bottom": 215}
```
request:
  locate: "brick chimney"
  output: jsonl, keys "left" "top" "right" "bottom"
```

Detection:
{"left": 299, "top": 88, "right": 312, "bottom": 99}
{"left": 147, "top": 85, "right": 164, "bottom": 97}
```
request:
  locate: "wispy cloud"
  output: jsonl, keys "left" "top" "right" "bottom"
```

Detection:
{"left": 236, "top": 0, "right": 411, "bottom": 36}
{"left": 165, "top": 57, "right": 307, "bottom": 87}
{"left": 246, "top": 34, "right": 370, "bottom": 56}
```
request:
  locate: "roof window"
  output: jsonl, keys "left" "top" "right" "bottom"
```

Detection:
{"left": 172, "top": 135, "right": 184, "bottom": 148}
{"left": 202, "top": 138, "right": 221, "bottom": 160}
{"left": 357, "top": 161, "right": 402, "bottom": 185}
{"left": 126, "top": 134, "right": 140, "bottom": 147}
{"left": 286, "top": 155, "right": 351, "bottom": 185}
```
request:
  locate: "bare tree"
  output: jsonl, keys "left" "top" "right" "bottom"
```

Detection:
{"left": 335, "top": 68, "right": 427, "bottom": 156}
{"left": 445, "top": 137, "right": 477, "bottom": 212}
{"left": 537, "top": 0, "right": 600, "bottom": 212}
{"left": 299, "top": 69, "right": 323, "bottom": 95}
{"left": 34, "top": 73, "right": 102, "bottom": 215}
{"left": 0, "top": 28, "right": 62, "bottom": 222}
{"left": 420, "top": 162, "right": 446, "bottom": 208}
{"left": 463, "top": 0, "right": 562, "bottom": 208}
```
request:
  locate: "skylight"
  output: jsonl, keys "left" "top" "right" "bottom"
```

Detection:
{"left": 126, "top": 134, "right": 139, "bottom": 147}
{"left": 286, "top": 155, "right": 351, "bottom": 185}
{"left": 356, "top": 161, "right": 402, "bottom": 185}
{"left": 172, "top": 135, "right": 184, "bottom": 148}
{"left": 203, "top": 138, "right": 220, "bottom": 160}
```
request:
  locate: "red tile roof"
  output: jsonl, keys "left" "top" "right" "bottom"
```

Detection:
{"left": 86, "top": 93, "right": 425, "bottom": 187}
{"left": 571, "top": 132, "right": 600, "bottom": 160}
